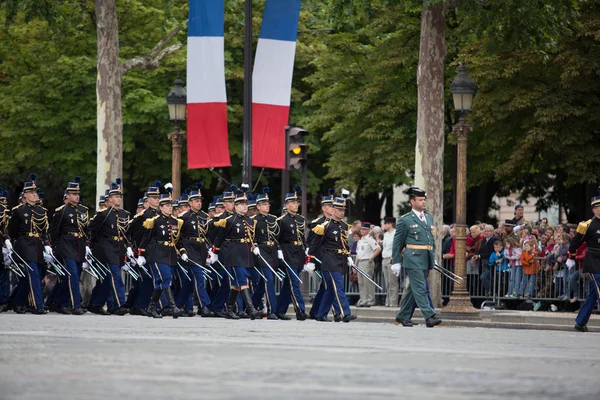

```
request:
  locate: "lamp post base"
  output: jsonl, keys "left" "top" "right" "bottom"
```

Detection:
{"left": 442, "top": 291, "right": 480, "bottom": 319}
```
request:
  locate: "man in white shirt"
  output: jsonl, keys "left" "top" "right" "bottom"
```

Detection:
{"left": 381, "top": 217, "right": 399, "bottom": 307}
{"left": 355, "top": 222, "right": 381, "bottom": 307}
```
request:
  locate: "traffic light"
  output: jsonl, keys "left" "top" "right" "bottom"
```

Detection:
{"left": 286, "top": 126, "right": 309, "bottom": 170}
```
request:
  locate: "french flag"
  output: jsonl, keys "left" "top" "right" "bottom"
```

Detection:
{"left": 187, "top": 0, "right": 231, "bottom": 169}
{"left": 251, "top": 0, "right": 302, "bottom": 169}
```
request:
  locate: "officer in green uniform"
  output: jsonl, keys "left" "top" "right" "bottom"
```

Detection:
{"left": 391, "top": 187, "right": 442, "bottom": 328}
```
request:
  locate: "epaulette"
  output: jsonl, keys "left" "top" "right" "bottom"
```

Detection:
{"left": 134, "top": 210, "right": 145, "bottom": 218}
{"left": 176, "top": 218, "right": 184, "bottom": 231}
{"left": 11, "top": 204, "right": 23, "bottom": 212}
{"left": 312, "top": 220, "right": 330, "bottom": 236}
{"left": 250, "top": 215, "right": 256, "bottom": 220}
{"left": 39, "top": 206, "right": 48, "bottom": 211}
{"left": 77, "top": 204, "right": 88, "bottom": 211}
{"left": 213, "top": 215, "right": 231, "bottom": 228}
{"left": 576, "top": 219, "right": 592, "bottom": 235}
{"left": 199, "top": 210, "right": 208, "bottom": 218}
{"left": 121, "top": 209, "right": 130, "bottom": 215}
{"left": 178, "top": 210, "right": 190, "bottom": 218}
{"left": 276, "top": 215, "right": 285, "bottom": 221}
{"left": 214, "top": 212, "right": 224, "bottom": 218}
{"left": 55, "top": 204, "right": 66, "bottom": 212}
{"left": 142, "top": 215, "right": 160, "bottom": 229}
{"left": 311, "top": 217, "right": 322, "bottom": 224}
{"left": 400, "top": 212, "right": 411, "bottom": 219}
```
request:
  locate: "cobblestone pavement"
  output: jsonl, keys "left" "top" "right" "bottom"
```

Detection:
{"left": 0, "top": 314, "right": 599, "bottom": 400}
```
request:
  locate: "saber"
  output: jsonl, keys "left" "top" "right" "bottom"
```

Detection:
{"left": 433, "top": 265, "right": 460, "bottom": 284}
{"left": 214, "top": 259, "right": 235, "bottom": 280}
{"left": 124, "top": 263, "right": 140, "bottom": 280}
{"left": 205, "top": 262, "right": 223, "bottom": 279}
{"left": 12, "top": 251, "right": 34, "bottom": 271}
{"left": 276, "top": 270, "right": 286, "bottom": 279}
{"left": 202, "top": 270, "right": 213, "bottom": 281}
{"left": 89, "top": 260, "right": 106, "bottom": 277}
{"left": 177, "top": 262, "right": 192, "bottom": 281}
{"left": 256, "top": 251, "right": 283, "bottom": 282}
{"left": 88, "top": 253, "right": 110, "bottom": 273}
{"left": 50, "top": 255, "right": 71, "bottom": 276}
{"left": 83, "top": 267, "right": 99, "bottom": 279}
{"left": 6, "top": 261, "right": 25, "bottom": 278}
{"left": 315, "top": 271, "right": 323, "bottom": 280}
{"left": 51, "top": 262, "right": 65, "bottom": 276}
{"left": 434, "top": 261, "right": 463, "bottom": 280}
{"left": 351, "top": 263, "right": 383, "bottom": 290}
{"left": 139, "top": 264, "right": 152, "bottom": 278}
{"left": 280, "top": 257, "right": 303, "bottom": 284}
{"left": 310, "top": 255, "right": 323, "bottom": 264}
{"left": 7, "top": 254, "right": 26, "bottom": 276}
{"left": 87, "top": 262, "right": 102, "bottom": 279}
{"left": 254, "top": 267, "right": 267, "bottom": 281}
{"left": 187, "top": 258, "right": 212, "bottom": 273}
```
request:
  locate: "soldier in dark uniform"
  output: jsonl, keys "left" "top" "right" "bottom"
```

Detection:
{"left": 137, "top": 189, "right": 184, "bottom": 319}
{"left": 212, "top": 189, "right": 264, "bottom": 320}
{"left": 307, "top": 197, "right": 356, "bottom": 322}
{"left": 87, "top": 179, "right": 131, "bottom": 316}
{"left": 569, "top": 194, "right": 600, "bottom": 332}
{"left": 274, "top": 187, "right": 309, "bottom": 321}
{"left": 307, "top": 189, "right": 335, "bottom": 320}
{"left": 48, "top": 177, "right": 89, "bottom": 315}
{"left": 5, "top": 174, "right": 50, "bottom": 314}
{"left": 176, "top": 183, "right": 215, "bottom": 317}
{"left": 250, "top": 187, "right": 282, "bottom": 320}
{"left": 0, "top": 187, "right": 11, "bottom": 312}
{"left": 135, "top": 198, "right": 145, "bottom": 215}
{"left": 125, "top": 181, "right": 161, "bottom": 316}
{"left": 178, "top": 192, "right": 190, "bottom": 215}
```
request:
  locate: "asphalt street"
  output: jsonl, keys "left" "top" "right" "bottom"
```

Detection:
{"left": 0, "top": 314, "right": 599, "bottom": 400}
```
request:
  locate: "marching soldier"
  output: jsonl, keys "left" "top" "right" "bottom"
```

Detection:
{"left": 137, "top": 188, "right": 184, "bottom": 319}
{"left": 124, "top": 181, "right": 161, "bottom": 316}
{"left": 48, "top": 177, "right": 89, "bottom": 315}
{"left": 569, "top": 193, "right": 600, "bottom": 332}
{"left": 0, "top": 187, "right": 10, "bottom": 312}
{"left": 274, "top": 186, "right": 309, "bottom": 321}
{"left": 212, "top": 188, "right": 264, "bottom": 320}
{"left": 307, "top": 196, "right": 355, "bottom": 322}
{"left": 87, "top": 179, "right": 131, "bottom": 316}
{"left": 391, "top": 187, "right": 442, "bottom": 328}
{"left": 5, "top": 174, "right": 50, "bottom": 314}
{"left": 250, "top": 187, "right": 282, "bottom": 320}
{"left": 307, "top": 189, "right": 335, "bottom": 320}
{"left": 175, "top": 183, "right": 216, "bottom": 317}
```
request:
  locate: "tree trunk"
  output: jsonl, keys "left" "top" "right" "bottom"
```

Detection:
{"left": 95, "top": 0, "right": 122, "bottom": 206}
{"left": 414, "top": 1, "right": 446, "bottom": 308}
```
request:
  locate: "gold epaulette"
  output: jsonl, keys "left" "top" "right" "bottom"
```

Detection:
{"left": 11, "top": 204, "right": 23, "bottom": 212}
{"left": 77, "top": 204, "right": 88, "bottom": 210}
{"left": 311, "top": 217, "right": 322, "bottom": 224}
{"left": 55, "top": 205, "right": 65, "bottom": 212}
{"left": 177, "top": 218, "right": 184, "bottom": 231}
{"left": 576, "top": 219, "right": 592, "bottom": 235}
{"left": 134, "top": 210, "right": 145, "bottom": 218}
{"left": 213, "top": 215, "right": 231, "bottom": 228}
{"left": 142, "top": 215, "right": 159, "bottom": 229}
{"left": 276, "top": 215, "right": 285, "bottom": 221}
{"left": 178, "top": 210, "right": 189, "bottom": 218}
{"left": 214, "top": 212, "right": 224, "bottom": 218}
{"left": 312, "top": 220, "right": 330, "bottom": 236}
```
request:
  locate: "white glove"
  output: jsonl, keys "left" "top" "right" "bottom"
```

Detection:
{"left": 122, "top": 264, "right": 131, "bottom": 272}
{"left": 208, "top": 250, "right": 218, "bottom": 264}
{"left": 278, "top": 250, "right": 284, "bottom": 260}
{"left": 85, "top": 254, "right": 94, "bottom": 264}
{"left": 43, "top": 253, "right": 53, "bottom": 263}
{"left": 181, "top": 253, "right": 189, "bottom": 262}
{"left": 137, "top": 256, "right": 146, "bottom": 266}
{"left": 347, "top": 256, "right": 355, "bottom": 268}
{"left": 44, "top": 245, "right": 53, "bottom": 256}
{"left": 252, "top": 247, "right": 260, "bottom": 256}
{"left": 305, "top": 247, "right": 309, "bottom": 256}
{"left": 2, "top": 247, "right": 8, "bottom": 255}
{"left": 126, "top": 247, "right": 135, "bottom": 259}
{"left": 4, "top": 239, "right": 12, "bottom": 252}
{"left": 85, "top": 246, "right": 92, "bottom": 257}
{"left": 303, "top": 262, "right": 316, "bottom": 272}
{"left": 566, "top": 259, "right": 576, "bottom": 268}
{"left": 391, "top": 263, "right": 402, "bottom": 276}
{"left": 82, "top": 262, "right": 90, "bottom": 270}
{"left": 3, "top": 254, "right": 12, "bottom": 266}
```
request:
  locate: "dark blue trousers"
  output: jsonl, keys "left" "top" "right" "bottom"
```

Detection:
{"left": 0, "top": 267, "right": 9, "bottom": 304}
{"left": 275, "top": 267, "right": 305, "bottom": 315}
{"left": 13, "top": 262, "right": 44, "bottom": 310}
{"left": 132, "top": 268, "right": 155, "bottom": 309}
{"left": 316, "top": 271, "right": 350, "bottom": 318}
{"left": 90, "top": 264, "right": 126, "bottom": 308}
{"left": 576, "top": 273, "right": 600, "bottom": 326}
{"left": 177, "top": 264, "right": 211, "bottom": 311}
{"left": 310, "top": 278, "right": 326, "bottom": 316}
{"left": 53, "top": 258, "right": 82, "bottom": 309}
{"left": 210, "top": 273, "right": 230, "bottom": 312}
{"left": 251, "top": 267, "right": 278, "bottom": 313}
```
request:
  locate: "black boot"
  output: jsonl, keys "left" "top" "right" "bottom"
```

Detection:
{"left": 224, "top": 290, "right": 240, "bottom": 319}
{"left": 164, "top": 288, "right": 184, "bottom": 319}
{"left": 146, "top": 289, "right": 163, "bottom": 318}
{"left": 197, "top": 306, "right": 216, "bottom": 317}
{"left": 241, "top": 288, "right": 264, "bottom": 320}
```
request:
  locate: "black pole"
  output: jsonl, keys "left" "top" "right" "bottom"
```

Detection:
{"left": 301, "top": 161, "right": 307, "bottom": 217}
{"left": 242, "top": 0, "right": 253, "bottom": 187}
{"left": 281, "top": 126, "right": 290, "bottom": 210}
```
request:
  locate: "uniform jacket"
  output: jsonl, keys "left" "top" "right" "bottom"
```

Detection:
{"left": 7, "top": 203, "right": 49, "bottom": 264}
{"left": 569, "top": 217, "right": 600, "bottom": 274}
{"left": 177, "top": 209, "right": 209, "bottom": 264}
{"left": 213, "top": 213, "right": 255, "bottom": 269}
{"left": 139, "top": 212, "right": 182, "bottom": 266}
{"left": 88, "top": 207, "right": 130, "bottom": 266}
{"left": 308, "top": 218, "right": 350, "bottom": 273}
{"left": 252, "top": 212, "right": 280, "bottom": 270}
{"left": 391, "top": 210, "right": 436, "bottom": 270}
{"left": 49, "top": 203, "right": 89, "bottom": 262}
{"left": 307, "top": 215, "right": 328, "bottom": 271}
{"left": 276, "top": 213, "right": 307, "bottom": 270}
{"left": 127, "top": 207, "right": 157, "bottom": 249}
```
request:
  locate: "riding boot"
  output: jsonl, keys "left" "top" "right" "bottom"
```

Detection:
{"left": 241, "top": 288, "right": 264, "bottom": 320}
{"left": 146, "top": 289, "right": 163, "bottom": 318}
{"left": 164, "top": 287, "right": 184, "bottom": 319}
{"left": 224, "top": 290, "right": 240, "bottom": 320}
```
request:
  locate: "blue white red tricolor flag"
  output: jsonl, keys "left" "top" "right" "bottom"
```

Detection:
{"left": 251, "top": 0, "right": 302, "bottom": 169}
{"left": 187, "top": 0, "right": 231, "bottom": 169}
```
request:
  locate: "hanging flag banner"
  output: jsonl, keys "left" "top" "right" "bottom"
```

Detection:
{"left": 251, "top": 0, "right": 302, "bottom": 169}
{"left": 187, "top": 0, "right": 231, "bottom": 169}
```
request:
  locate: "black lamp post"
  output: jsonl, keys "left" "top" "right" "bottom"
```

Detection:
{"left": 167, "top": 76, "right": 187, "bottom": 199}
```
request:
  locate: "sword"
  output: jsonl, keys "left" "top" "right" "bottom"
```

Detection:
{"left": 255, "top": 250, "right": 283, "bottom": 282}
{"left": 12, "top": 251, "right": 34, "bottom": 271}
{"left": 254, "top": 267, "right": 267, "bottom": 281}
{"left": 124, "top": 263, "right": 139, "bottom": 280}
{"left": 83, "top": 267, "right": 99, "bottom": 279}
{"left": 351, "top": 263, "right": 383, "bottom": 290}
{"left": 186, "top": 257, "right": 212, "bottom": 273}
{"left": 7, "top": 254, "right": 26, "bottom": 276}
{"left": 202, "top": 270, "right": 213, "bottom": 281}
{"left": 50, "top": 254, "right": 71, "bottom": 276}
{"left": 176, "top": 262, "right": 192, "bottom": 281}
{"left": 433, "top": 264, "right": 460, "bottom": 284}
{"left": 214, "top": 259, "right": 234, "bottom": 280}
{"left": 315, "top": 271, "right": 323, "bottom": 280}
{"left": 280, "top": 257, "right": 303, "bottom": 284}
{"left": 434, "top": 261, "right": 463, "bottom": 280}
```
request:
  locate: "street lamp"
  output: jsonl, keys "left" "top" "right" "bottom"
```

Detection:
{"left": 443, "top": 62, "right": 479, "bottom": 317}
{"left": 167, "top": 75, "right": 187, "bottom": 199}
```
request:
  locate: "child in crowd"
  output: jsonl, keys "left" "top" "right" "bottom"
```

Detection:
{"left": 555, "top": 233, "right": 571, "bottom": 300}
{"left": 506, "top": 238, "right": 523, "bottom": 298}
{"left": 520, "top": 240, "right": 540, "bottom": 298}
{"left": 488, "top": 240, "right": 509, "bottom": 297}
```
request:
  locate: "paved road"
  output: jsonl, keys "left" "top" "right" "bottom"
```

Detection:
{"left": 0, "top": 314, "right": 598, "bottom": 400}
